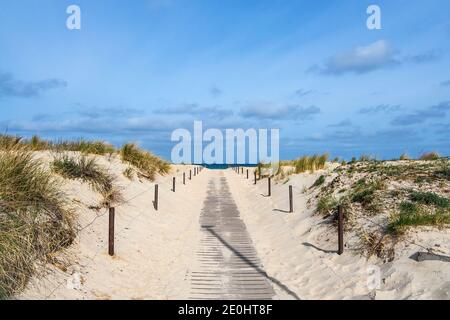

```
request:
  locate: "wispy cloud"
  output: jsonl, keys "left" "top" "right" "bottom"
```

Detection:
{"left": 240, "top": 103, "right": 320, "bottom": 121}
{"left": 76, "top": 107, "right": 144, "bottom": 119}
{"left": 0, "top": 72, "right": 67, "bottom": 98}
{"left": 309, "top": 40, "right": 441, "bottom": 76}
{"left": 327, "top": 119, "right": 353, "bottom": 128}
{"left": 294, "top": 89, "right": 314, "bottom": 98}
{"left": 391, "top": 101, "right": 450, "bottom": 126}
{"left": 359, "top": 104, "right": 401, "bottom": 114}
{"left": 156, "top": 103, "right": 233, "bottom": 119}
{"left": 210, "top": 85, "right": 222, "bottom": 98}
{"left": 2, "top": 113, "right": 181, "bottom": 135}
{"left": 403, "top": 50, "right": 442, "bottom": 64}
{"left": 309, "top": 40, "right": 399, "bottom": 75}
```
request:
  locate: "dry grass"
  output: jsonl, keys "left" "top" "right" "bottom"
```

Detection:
{"left": 123, "top": 167, "right": 135, "bottom": 180}
{"left": 419, "top": 151, "right": 440, "bottom": 161}
{"left": 0, "top": 150, "right": 74, "bottom": 298}
{"left": 52, "top": 139, "right": 116, "bottom": 155}
{"left": 120, "top": 143, "right": 170, "bottom": 181}
{"left": 0, "top": 134, "right": 115, "bottom": 155}
{"left": 399, "top": 153, "right": 410, "bottom": 160}
{"left": 52, "top": 154, "right": 123, "bottom": 207}
{"left": 293, "top": 154, "right": 328, "bottom": 173}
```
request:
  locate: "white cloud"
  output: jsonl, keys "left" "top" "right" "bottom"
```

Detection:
{"left": 313, "top": 40, "right": 399, "bottom": 75}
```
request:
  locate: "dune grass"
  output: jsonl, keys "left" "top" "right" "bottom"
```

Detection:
{"left": 0, "top": 134, "right": 23, "bottom": 150}
{"left": 316, "top": 195, "right": 339, "bottom": 216}
{"left": 409, "top": 191, "right": 450, "bottom": 208}
{"left": 52, "top": 154, "right": 123, "bottom": 207}
{"left": 123, "top": 167, "right": 135, "bottom": 180}
{"left": 0, "top": 134, "right": 115, "bottom": 155}
{"left": 0, "top": 150, "right": 74, "bottom": 298}
{"left": 292, "top": 153, "right": 328, "bottom": 174}
{"left": 120, "top": 143, "right": 170, "bottom": 181}
{"left": 349, "top": 179, "right": 386, "bottom": 207}
{"left": 311, "top": 175, "right": 326, "bottom": 188}
{"left": 399, "top": 153, "right": 410, "bottom": 160}
{"left": 388, "top": 201, "right": 450, "bottom": 234}
{"left": 52, "top": 139, "right": 116, "bottom": 155}
{"left": 419, "top": 152, "right": 440, "bottom": 161}
{"left": 0, "top": 135, "right": 172, "bottom": 179}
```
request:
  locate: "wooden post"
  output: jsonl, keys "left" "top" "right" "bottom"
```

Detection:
{"left": 183, "top": 172, "right": 185, "bottom": 185}
{"left": 246, "top": 169, "right": 249, "bottom": 179}
{"left": 338, "top": 205, "right": 344, "bottom": 255}
{"left": 154, "top": 184, "right": 159, "bottom": 211}
{"left": 172, "top": 177, "right": 176, "bottom": 192}
{"left": 268, "top": 177, "right": 271, "bottom": 197}
{"left": 241, "top": 167, "right": 243, "bottom": 174}
{"left": 189, "top": 170, "right": 192, "bottom": 180}
{"left": 289, "top": 185, "right": 293, "bottom": 213}
{"left": 254, "top": 171, "right": 257, "bottom": 185}
{"left": 108, "top": 207, "right": 115, "bottom": 256}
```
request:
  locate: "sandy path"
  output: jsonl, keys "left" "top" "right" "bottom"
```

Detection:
{"left": 188, "top": 172, "right": 276, "bottom": 299}
{"left": 21, "top": 164, "right": 210, "bottom": 300}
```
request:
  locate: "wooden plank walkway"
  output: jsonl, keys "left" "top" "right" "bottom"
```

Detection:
{"left": 189, "top": 175, "right": 275, "bottom": 300}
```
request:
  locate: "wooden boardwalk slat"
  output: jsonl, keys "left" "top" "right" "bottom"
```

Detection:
{"left": 189, "top": 175, "right": 275, "bottom": 300}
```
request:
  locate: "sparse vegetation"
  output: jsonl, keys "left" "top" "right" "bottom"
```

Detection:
{"left": 409, "top": 191, "right": 450, "bottom": 208}
{"left": 388, "top": 201, "right": 450, "bottom": 234}
{"left": 293, "top": 153, "right": 328, "bottom": 174}
{"left": 419, "top": 152, "right": 440, "bottom": 161}
{"left": 314, "top": 156, "right": 449, "bottom": 258}
{"left": 359, "top": 154, "right": 376, "bottom": 162}
{"left": 53, "top": 139, "right": 116, "bottom": 155}
{"left": 120, "top": 143, "right": 170, "bottom": 181}
{"left": 311, "top": 175, "right": 325, "bottom": 188}
{"left": 52, "top": 154, "right": 123, "bottom": 206}
{"left": 316, "top": 195, "right": 338, "bottom": 216}
{"left": 350, "top": 179, "right": 386, "bottom": 207}
{"left": 0, "top": 150, "right": 74, "bottom": 298}
{"left": 123, "top": 167, "right": 135, "bottom": 180}
{"left": 0, "top": 134, "right": 115, "bottom": 155}
{"left": 399, "top": 153, "right": 410, "bottom": 160}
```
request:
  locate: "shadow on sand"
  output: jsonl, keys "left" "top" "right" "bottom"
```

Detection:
{"left": 302, "top": 242, "right": 337, "bottom": 254}
{"left": 203, "top": 226, "right": 301, "bottom": 300}
{"left": 272, "top": 209, "right": 290, "bottom": 213}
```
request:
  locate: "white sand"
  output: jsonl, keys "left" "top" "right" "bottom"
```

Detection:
{"left": 20, "top": 158, "right": 450, "bottom": 300}
{"left": 21, "top": 153, "right": 208, "bottom": 300}
{"left": 226, "top": 168, "right": 450, "bottom": 300}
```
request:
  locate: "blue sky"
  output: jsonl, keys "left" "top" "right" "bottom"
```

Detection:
{"left": 0, "top": 0, "right": 449, "bottom": 161}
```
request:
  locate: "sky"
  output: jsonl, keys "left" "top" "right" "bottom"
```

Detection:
{"left": 0, "top": 0, "right": 449, "bottom": 161}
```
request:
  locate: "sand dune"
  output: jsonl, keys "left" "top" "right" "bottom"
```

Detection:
{"left": 19, "top": 156, "right": 450, "bottom": 300}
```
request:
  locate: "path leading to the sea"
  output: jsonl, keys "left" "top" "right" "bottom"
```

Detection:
{"left": 189, "top": 173, "right": 276, "bottom": 300}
